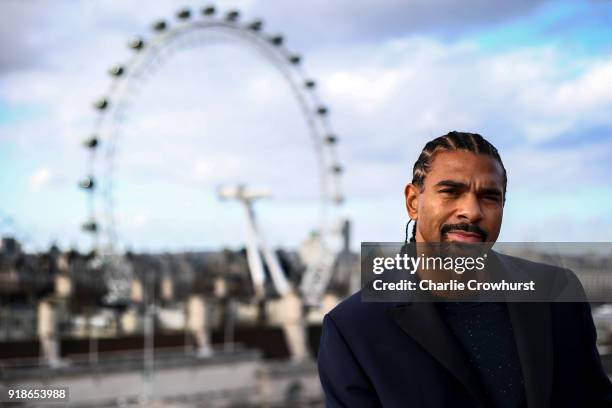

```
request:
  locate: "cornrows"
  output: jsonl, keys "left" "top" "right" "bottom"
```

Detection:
{"left": 408, "top": 131, "right": 507, "bottom": 242}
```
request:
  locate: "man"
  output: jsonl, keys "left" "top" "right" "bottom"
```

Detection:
{"left": 317, "top": 131, "right": 612, "bottom": 407}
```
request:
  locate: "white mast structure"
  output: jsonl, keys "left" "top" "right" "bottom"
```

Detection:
{"left": 217, "top": 185, "right": 291, "bottom": 299}
{"left": 218, "top": 184, "right": 309, "bottom": 361}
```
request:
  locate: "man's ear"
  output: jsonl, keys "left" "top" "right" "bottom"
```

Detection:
{"left": 404, "top": 183, "right": 419, "bottom": 220}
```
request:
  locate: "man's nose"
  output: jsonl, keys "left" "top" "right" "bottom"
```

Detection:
{"left": 456, "top": 193, "right": 483, "bottom": 223}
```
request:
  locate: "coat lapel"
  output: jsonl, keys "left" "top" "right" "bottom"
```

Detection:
{"left": 386, "top": 251, "right": 555, "bottom": 408}
{"left": 506, "top": 302, "right": 553, "bottom": 408}
{"left": 387, "top": 302, "right": 491, "bottom": 407}
{"left": 491, "top": 251, "right": 554, "bottom": 408}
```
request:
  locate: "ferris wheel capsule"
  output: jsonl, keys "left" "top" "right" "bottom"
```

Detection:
{"left": 79, "top": 176, "right": 95, "bottom": 190}
{"left": 325, "top": 134, "right": 338, "bottom": 144}
{"left": 152, "top": 20, "right": 167, "bottom": 32}
{"left": 176, "top": 8, "right": 191, "bottom": 20}
{"left": 82, "top": 220, "right": 98, "bottom": 233}
{"left": 270, "top": 35, "right": 284, "bottom": 46}
{"left": 83, "top": 136, "right": 99, "bottom": 149}
{"left": 248, "top": 20, "right": 263, "bottom": 31}
{"left": 201, "top": 6, "right": 215, "bottom": 16}
{"left": 128, "top": 37, "right": 145, "bottom": 50}
{"left": 93, "top": 98, "right": 109, "bottom": 110}
{"left": 226, "top": 10, "right": 240, "bottom": 22}
{"left": 108, "top": 65, "right": 124, "bottom": 77}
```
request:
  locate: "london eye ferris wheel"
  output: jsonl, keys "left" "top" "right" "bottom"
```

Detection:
{"left": 78, "top": 5, "right": 346, "bottom": 306}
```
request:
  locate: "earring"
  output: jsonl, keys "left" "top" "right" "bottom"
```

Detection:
{"left": 404, "top": 219, "right": 414, "bottom": 245}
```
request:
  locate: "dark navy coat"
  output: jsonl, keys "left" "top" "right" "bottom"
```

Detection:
{"left": 318, "top": 253, "right": 612, "bottom": 407}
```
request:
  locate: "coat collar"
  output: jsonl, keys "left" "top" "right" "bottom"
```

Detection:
{"left": 386, "top": 250, "right": 553, "bottom": 408}
{"left": 387, "top": 301, "right": 492, "bottom": 407}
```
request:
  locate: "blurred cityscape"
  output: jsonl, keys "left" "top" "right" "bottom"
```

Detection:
{"left": 3, "top": 235, "right": 612, "bottom": 407}
{"left": 0, "top": 233, "right": 358, "bottom": 407}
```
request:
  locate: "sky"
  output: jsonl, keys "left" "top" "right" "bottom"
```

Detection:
{"left": 0, "top": 0, "right": 611, "bottom": 253}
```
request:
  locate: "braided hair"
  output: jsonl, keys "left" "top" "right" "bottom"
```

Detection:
{"left": 408, "top": 131, "right": 507, "bottom": 242}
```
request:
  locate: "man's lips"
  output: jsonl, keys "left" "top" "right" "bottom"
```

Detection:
{"left": 445, "top": 231, "right": 485, "bottom": 243}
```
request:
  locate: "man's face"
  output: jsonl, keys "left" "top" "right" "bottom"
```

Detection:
{"left": 405, "top": 150, "right": 505, "bottom": 243}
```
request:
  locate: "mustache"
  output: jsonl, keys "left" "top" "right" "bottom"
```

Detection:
{"left": 440, "top": 223, "right": 488, "bottom": 240}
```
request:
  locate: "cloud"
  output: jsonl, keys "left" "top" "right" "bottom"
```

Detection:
{"left": 0, "top": 0, "right": 51, "bottom": 72}
{"left": 28, "top": 167, "right": 52, "bottom": 191}
{"left": 244, "top": 0, "right": 553, "bottom": 49}
{"left": 0, "top": 0, "right": 551, "bottom": 74}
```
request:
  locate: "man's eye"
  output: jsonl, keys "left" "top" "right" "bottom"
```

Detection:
{"left": 483, "top": 194, "right": 501, "bottom": 202}
{"left": 439, "top": 189, "right": 459, "bottom": 195}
